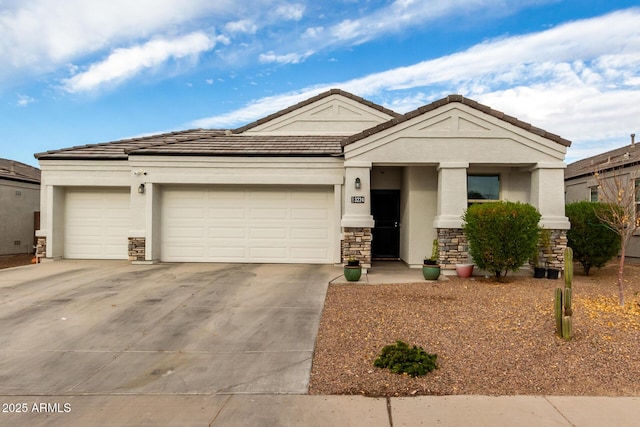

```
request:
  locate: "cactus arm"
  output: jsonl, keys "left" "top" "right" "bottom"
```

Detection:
{"left": 555, "top": 287, "right": 563, "bottom": 336}
{"left": 562, "top": 316, "right": 572, "bottom": 340}
{"left": 564, "top": 247, "right": 573, "bottom": 289}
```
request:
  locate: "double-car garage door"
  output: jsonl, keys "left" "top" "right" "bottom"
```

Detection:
{"left": 160, "top": 186, "right": 335, "bottom": 263}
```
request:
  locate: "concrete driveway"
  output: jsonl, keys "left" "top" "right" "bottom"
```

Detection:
{"left": 0, "top": 261, "right": 341, "bottom": 395}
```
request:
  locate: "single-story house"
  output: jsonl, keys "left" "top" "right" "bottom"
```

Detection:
{"left": 565, "top": 135, "right": 640, "bottom": 258}
{"left": 35, "top": 89, "right": 571, "bottom": 271}
{"left": 0, "top": 158, "right": 40, "bottom": 255}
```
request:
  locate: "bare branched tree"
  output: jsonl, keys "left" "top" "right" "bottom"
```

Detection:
{"left": 593, "top": 167, "right": 640, "bottom": 305}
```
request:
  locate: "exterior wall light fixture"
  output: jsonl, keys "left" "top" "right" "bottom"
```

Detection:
{"left": 138, "top": 183, "right": 145, "bottom": 194}
{"left": 355, "top": 177, "right": 361, "bottom": 190}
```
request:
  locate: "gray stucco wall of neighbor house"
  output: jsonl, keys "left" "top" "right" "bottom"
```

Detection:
{"left": 0, "top": 180, "right": 40, "bottom": 255}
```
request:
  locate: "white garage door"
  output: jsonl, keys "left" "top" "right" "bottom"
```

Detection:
{"left": 65, "top": 188, "right": 130, "bottom": 259}
{"left": 161, "top": 186, "right": 335, "bottom": 263}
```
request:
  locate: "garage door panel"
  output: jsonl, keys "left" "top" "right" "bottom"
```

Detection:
{"left": 208, "top": 247, "right": 247, "bottom": 258}
{"left": 161, "top": 186, "right": 334, "bottom": 263}
{"left": 208, "top": 208, "right": 245, "bottom": 218}
{"left": 291, "top": 208, "right": 329, "bottom": 220}
{"left": 249, "top": 247, "right": 287, "bottom": 260}
{"left": 167, "top": 226, "right": 206, "bottom": 238}
{"left": 65, "top": 188, "right": 129, "bottom": 260}
{"left": 290, "top": 247, "right": 330, "bottom": 259}
{"left": 166, "top": 207, "right": 206, "bottom": 219}
{"left": 249, "top": 228, "right": 287, "bottom": 239}
{"left": 209, "top": 227, "right": 246, "bottom": 238}
{"left": 291, "top": 227, "right": 328, "bottom": 240}
{"left": 250, "top": 208, "right": 288, "bottom": 219}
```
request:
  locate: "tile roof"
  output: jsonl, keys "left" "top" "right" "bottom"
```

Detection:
{"left": 34, "top": 129, "right": 226, "bottom": 160}
{"left": 343, "top": 94, "right": 572, "bottom": 147}
{"left": 0, "top": 158, "right": 40, "bottom": 184}
{"left": 565, "top": 141, "right": 640, "bottom": 180}
{"left": 127, "top": 135, "right": 345, "bottom": 156}
{"left": 34, "top": 91, "right": 571, "bottom": 162}
{"left": 232, "top": 88, "right": 401, "bottom": 134}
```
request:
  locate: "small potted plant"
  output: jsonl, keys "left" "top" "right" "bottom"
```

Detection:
{"left": 344, "top": 257, "right": 362, "bottom": 282}
{"left": 532, "top": 249, "right": 546, "bottom": 279}
{"left": 422, "top": 239, "right": 441, "bottom": 280}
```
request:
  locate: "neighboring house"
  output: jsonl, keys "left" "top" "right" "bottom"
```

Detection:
{"left": 0, "top": 159, "right": 40, "bottom": 255}
{"left": 565, "top": 135, "right": 640, "bottom": 258}
{"left": 35, "top": 89, "right": 571, "bottom": 271}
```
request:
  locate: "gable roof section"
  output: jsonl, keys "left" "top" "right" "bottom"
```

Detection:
{"left": 343, "top": 94, "right": 572, "bottom": 147}
{"left": 35, "top": 129, "right": 226, "bottom": 160}
{"left": 127, "top": 135, "right": 344, "bottom": 156}
{"left": 232, "top": 88, "right": 401, "bottom": 134}
{"left": 565, "top": 142, "right": 640, "bottom": 180}
{"left": 0, "top": 158, "right": 40, "bottom": 184}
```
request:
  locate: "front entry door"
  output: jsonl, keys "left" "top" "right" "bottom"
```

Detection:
{"left": 371, "top": 190, "right": 400, "bottom": 259}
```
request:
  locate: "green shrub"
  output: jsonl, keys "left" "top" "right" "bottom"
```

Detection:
{"left": 565, "top": 201, "right": 620, "bottom": 275}
{"left": 373, "top": 340, "right": 438, "bottom": 377}
{"left": 462, "top": 201, "right": 541, "bottom": 280}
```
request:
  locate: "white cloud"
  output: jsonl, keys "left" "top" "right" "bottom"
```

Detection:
{"left": 0, "top": 0, "right": 237, "bottom": 80}
{"left": 303, "top": 26, "right": 324, "bottom": 39}
{"left": 61, "top": 32, "right": 216, "bottom": 93}
{"left": 274, "top": 3, "right": 305, "bottom": 21}
{"left": 16, "top": 94, "right": 35, "bottom": 107}
{"left": 192, "top": 8, "right": 640, "bottom": 164}
{"left": 260, "top": 0, "right": 551, "bottom": 75}
{"left": 259, "top": 50, "right": 314, "bottom": 64}
{"left": 224, "top": 19, "right": 258, "bottom": 34}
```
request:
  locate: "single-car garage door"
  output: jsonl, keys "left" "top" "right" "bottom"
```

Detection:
{"left": 64, "top": 187, "right": 130, "bottom": 259}
{"left": 161, "top": 186, "right": 335, "bottom": 263}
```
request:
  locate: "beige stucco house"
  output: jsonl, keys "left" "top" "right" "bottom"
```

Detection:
{"left": 35, "top": 89, "right": 571, "bottom": 271}
{"left": 0, "top": 159, "right": 40, "bottom": 255}
{"left": 565, "top": 136, "right": 640, "bottom": 259}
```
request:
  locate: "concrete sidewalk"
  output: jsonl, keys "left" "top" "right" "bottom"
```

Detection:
{"left": 2, "top": 394, "right": 638, "bottom": 426}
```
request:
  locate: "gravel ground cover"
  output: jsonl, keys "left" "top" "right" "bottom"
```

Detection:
{"left": 0, "top": 254, "right": 33, "bottom": 270}
{"left": 309, "top": 261, "right": 640, "bottom": 397}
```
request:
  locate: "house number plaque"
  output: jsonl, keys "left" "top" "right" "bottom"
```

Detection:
{"left": 351, "top": 196, "right": 365, "bottom": 203}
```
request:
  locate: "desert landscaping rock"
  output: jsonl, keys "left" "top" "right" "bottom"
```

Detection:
{"left": 310, "top": 261, "right": 640, "bottom": 397}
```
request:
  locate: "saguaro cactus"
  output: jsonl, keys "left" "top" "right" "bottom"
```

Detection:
{"left": 554, "top": 247, "right": 574, "bottom": 340}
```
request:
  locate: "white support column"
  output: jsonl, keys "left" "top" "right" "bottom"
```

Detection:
{"left": 530, "top": 162, "right": 570, "bottom": 229}
{"left": 433, "top": 162, "right": 469, "bottom": 229}
{"left": 146, "top": 182, "right": 162, "bottom": 263}
{"left": 340, "top": 161, "right": 374, "bottom": 228}
{"left": 39, "top": 185, "right": 64, "bottom": 259}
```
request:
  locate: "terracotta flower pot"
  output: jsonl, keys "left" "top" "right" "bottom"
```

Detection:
{"left": 456, "top": 264, "right": 474, "bottom": 278}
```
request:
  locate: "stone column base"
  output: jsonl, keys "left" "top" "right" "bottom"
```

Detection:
{"left": 341, "top": 227, "right": 372, "bottom": 269}
{"left": 535, "top": 229, "right": 567, "bottom": 271}
{"left": 36, "top": 236, "right": 46, "bottom": 260}
{"left": 128, "top": 237, "right": 146, "bottom": 262}
{"left": 437, "top": 228, "right": 469, "bottom": 270}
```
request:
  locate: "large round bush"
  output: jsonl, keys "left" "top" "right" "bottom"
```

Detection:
{"left": 565, "top": 201, "right": 620, "bottom": 275}
{"left": 462, "top": 201, "right": 541, "bottom": 279}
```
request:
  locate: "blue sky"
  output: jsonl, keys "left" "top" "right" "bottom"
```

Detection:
{"left": 2, "top": 0, "right": 639, "bottom": 167}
